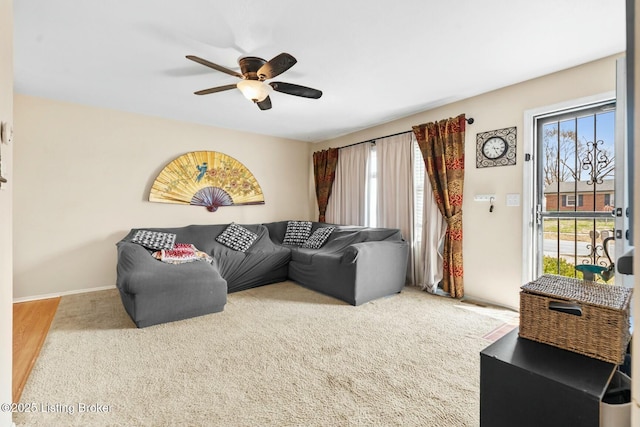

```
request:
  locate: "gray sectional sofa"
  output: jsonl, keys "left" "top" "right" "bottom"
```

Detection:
{"left": 116, "top": 221, "right": 409, "bottom": 327}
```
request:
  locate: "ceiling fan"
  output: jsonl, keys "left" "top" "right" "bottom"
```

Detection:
{"left": 186, "top": 53, "right": 322, "bottom": 110}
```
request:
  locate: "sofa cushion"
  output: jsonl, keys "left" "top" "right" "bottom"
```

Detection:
{"left": 215, "top": 223, "right": 258, "bottom": 252}
{"left": 301, "top": 226, "right": 335, "bottom": 249}
{"left": 282, "top": 221, "right": 312, "bottom": 246}
{"left": 131, "top": 230, "right": 176, "bottom": 250}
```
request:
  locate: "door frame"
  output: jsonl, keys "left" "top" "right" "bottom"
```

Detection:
{"left": 614, "top": 58, "right": 633, "bottom": 288}
{"left": 522, "top": 91, "right": 616, "bottom": 284}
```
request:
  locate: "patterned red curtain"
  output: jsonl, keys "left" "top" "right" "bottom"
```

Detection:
{"left": 412, "top": 114, "right": 466, "bottom": 298}
{"left": 312, "top": 148, "right": 339, "bottom": 222}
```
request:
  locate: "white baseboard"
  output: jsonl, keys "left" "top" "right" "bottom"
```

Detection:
{"left": 460, "top": 294, "right": 519, "bottom": 312}
{"left": 13, "top": 285, "right": 116, "bottom": 303}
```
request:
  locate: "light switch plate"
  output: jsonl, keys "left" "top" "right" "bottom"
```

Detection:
{"left": 506, "top": 193, "right": 520, "bottom": 206}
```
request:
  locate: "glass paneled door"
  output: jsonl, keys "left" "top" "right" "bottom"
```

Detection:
{"left": 535, "top": 102, "right": 617, "bottom": 283}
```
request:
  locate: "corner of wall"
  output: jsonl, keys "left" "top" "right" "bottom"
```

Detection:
{"left": 0, "top": 0, "right": 13, "bottom": 424}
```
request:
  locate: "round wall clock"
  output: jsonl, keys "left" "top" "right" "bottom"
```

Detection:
{"left": 476, "top": 127, "right": 517, "bottom": 168}
{"left": 482, "top": 136, "right": 508, "bottom": 160}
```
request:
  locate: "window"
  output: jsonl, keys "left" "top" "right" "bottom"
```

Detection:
{"left": 413, "top": 136, "right": 426, "bottom": 239}
{"left": 365, "top": 146, "right": 377, "bottom": 227}
{"left": 364, "top": 135, "right": 425, "bottom": 233}
{"left": 563, "top": 194, "right": 584, "bottom": 207}
{"left": 604, "top": 193, "right": 613, "bottom": 206}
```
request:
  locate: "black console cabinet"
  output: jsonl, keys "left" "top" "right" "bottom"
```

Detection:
{"left": 480, "top": 329, "right": 616, "bottom": 427}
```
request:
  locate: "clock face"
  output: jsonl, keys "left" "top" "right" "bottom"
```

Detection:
{"left": 482, "top": 137, "right": 507, "bottom": 160}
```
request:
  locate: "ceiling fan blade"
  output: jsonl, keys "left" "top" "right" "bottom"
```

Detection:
{"left": 194, "top": 84, "right": 238, "bottom": 95}
{"left": 257, "top": 53, "right": 297, "bottom": 79}
{"left": 257, "top": 96, "right": 272, "bottom": 110}
{"left": 186, "top": 55, "right": 243, "bottom": 78}
{"left": 270, "top": 82, "right": 322, "bottom": 99}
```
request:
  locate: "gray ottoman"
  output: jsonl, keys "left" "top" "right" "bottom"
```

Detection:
{"left": 116, "top": 242, "right": 227, "bottom": 328}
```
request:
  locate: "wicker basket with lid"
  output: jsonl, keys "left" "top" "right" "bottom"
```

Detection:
{"left": 519, "top": 274, "right": 632, "bottom": 365}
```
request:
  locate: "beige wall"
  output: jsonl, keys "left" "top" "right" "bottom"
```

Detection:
{"left": 0, "top": 0, "right": 12, "bottom": 423}
{"left": 312, "top": 55, "right": 620, "bottom": 310}
{"left": 13, "top": 96, "right": 311, "bottom": 299}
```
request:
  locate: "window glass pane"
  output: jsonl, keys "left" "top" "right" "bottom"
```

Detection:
{"left": 595, "top": 111, "right": 615, "bottom": 183}
{"left": 413, "top": 138, "right": 425, "bottom": 241}
{"left": 558, "top": 119, "right": 578, "bottom": 184}
{"left": 537, "top": 102, "right": 616, "bottom": 284}
{"left": 542, "top": 122, "right": 559, "bottom": 190}
{"left": 542, "top": 216, "right": 616, "bottom": 283}
{"left": 367, "top": 147, "right": 377, "bottom": 227}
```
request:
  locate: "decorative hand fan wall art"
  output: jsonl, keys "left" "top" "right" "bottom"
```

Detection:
{"left": 149, "top": 151, "right": 264, "bottom": 212}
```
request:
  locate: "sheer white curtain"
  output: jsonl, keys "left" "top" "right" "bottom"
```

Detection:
{"left": 325, "top": 142, "right": 371, "bottom": 225}
{"left": 415, "top": 163, "right": 447, "bottom": 293}
{"left": 375, "top": 134, "right": 414, "bottom": 283}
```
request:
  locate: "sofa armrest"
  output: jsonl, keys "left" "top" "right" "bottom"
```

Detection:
{"left": 341, "top": 240, "right": 409, "bottom": 305}
{"left": 341, "top": 240, "right": 409, "bottom": 266}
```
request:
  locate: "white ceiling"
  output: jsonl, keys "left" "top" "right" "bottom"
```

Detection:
{"left": 14, "top": 0, "right": 626, "bottom": 143}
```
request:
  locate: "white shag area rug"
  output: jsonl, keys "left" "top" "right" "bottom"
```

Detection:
{"left": 15, "top": 282, "right": 516, "bottom": 427}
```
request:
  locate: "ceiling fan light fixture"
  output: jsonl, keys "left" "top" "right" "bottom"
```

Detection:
{"left": 236, "top": 79, "right": 272, "bottom": 102}
{"left": 187, "top": 53, "right": 322, "bottom": 110}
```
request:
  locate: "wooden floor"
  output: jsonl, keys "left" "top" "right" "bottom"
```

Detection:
{"left": 12, "top": 297, "right": 60, "bottom": 403}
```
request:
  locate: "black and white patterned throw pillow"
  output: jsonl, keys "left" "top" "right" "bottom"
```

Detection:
{"left": 215, "top": 223, "right": 259, "bottom": 252}
{"left": 131, "top": 230, "right": 177, "bottom": 251}
{"left": 282, "top": 221, "right": 313, "bottom": 246}
{"left": 301, "top": 227, "right": 335, "bottom": 249}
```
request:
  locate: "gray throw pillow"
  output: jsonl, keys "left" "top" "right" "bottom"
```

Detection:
{"left": 216, "top": 223, "right": 259, "bottom": 252}
{"left": 131, "top": 230, "right": 177, "bottom": 251}
{"left": 301, "top": 227, "right": 335, "bottom": 249}
{"left": 282, "top": 221, "right": 312, "bottom": 246}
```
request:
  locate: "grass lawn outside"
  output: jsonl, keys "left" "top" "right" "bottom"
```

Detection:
{"left": 543, "top": 218, "right": 615, "bottom": 243}
{"left": 542, "top": 217, "right": 617, "bottom": 284}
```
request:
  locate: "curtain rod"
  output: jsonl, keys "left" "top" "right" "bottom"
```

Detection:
{"left": 337, "top": 117, "right": 474, "bottom": 150}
